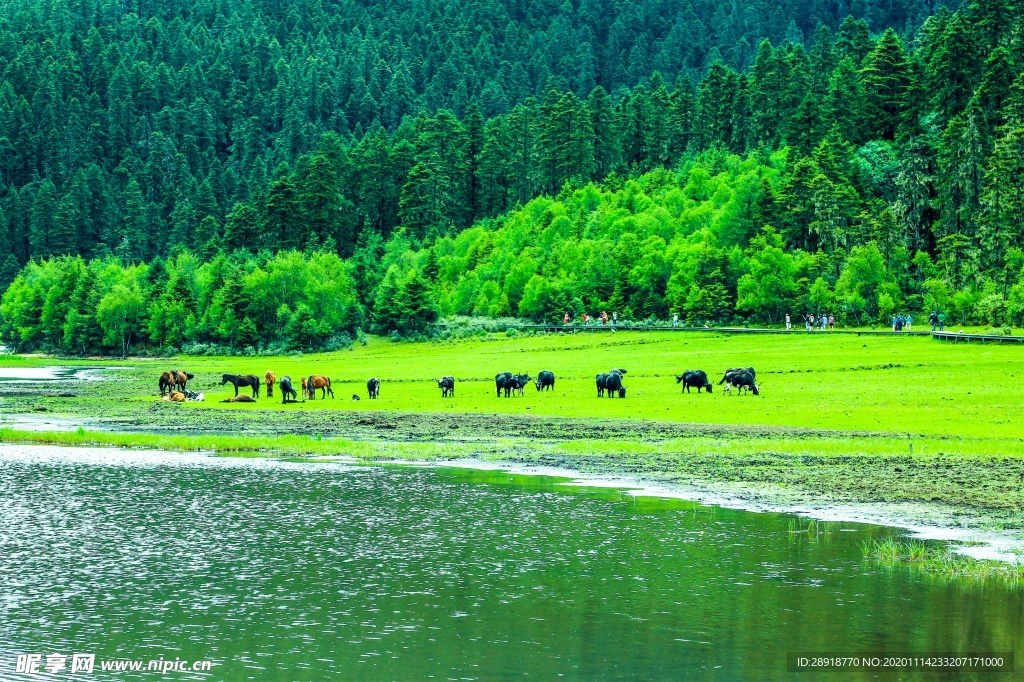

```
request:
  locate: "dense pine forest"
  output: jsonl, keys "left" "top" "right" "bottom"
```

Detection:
{"left": 2, "top": 0, "right": 1023, "bottom": 353}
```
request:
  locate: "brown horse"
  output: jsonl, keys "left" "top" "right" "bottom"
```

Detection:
{"left": 174, "top": 370, "right": 194, "bottom": 392}
{"left": 306, "top": 375, "right": 334, "bottom": 400}
{"left": 265, "top": 371, "right": 276, "bottom": 398}
{"left": 221, "top": 394, "right": 257, "bottom": 403}
{"left": 159, "top": 371, "right": 176, "bottom": 396}
{"left": 163, "top": 391, "right": 186, "bottom": 402}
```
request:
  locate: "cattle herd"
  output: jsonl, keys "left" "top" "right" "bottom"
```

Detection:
{"left": 157, "top": 365, "right": 761, "bottom": 403}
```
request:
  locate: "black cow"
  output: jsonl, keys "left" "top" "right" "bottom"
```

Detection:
{"left": 596, "top": 373, "right": 608, "bottom": 397}
{"left": 279, "top": 375, "right": 299, "bottom": 404}
{"left": 728, "top": 371, "right": 759, "bottom": 395}
{"left": 495, "top": 372, "right": 514, "bottom": 397}
{"left": 438, "top": 375, "right": 455, "bottom": 397}
{"left": 367, "top": 377, "right": 380, "bottom": 399}
{"left": 535, "top": 370, "right": 555, "bottom": 391}
{"left": 718, "top": 367, "right": 756, "bottom": 385}
{"left": 512, "top": 373, "right": 531, "bottom": 396}
{"left": 676, "top": 370, "right": 713, "bottom": 393}
{"left": 604, "top": 371, "right": 626, "bottom": 397}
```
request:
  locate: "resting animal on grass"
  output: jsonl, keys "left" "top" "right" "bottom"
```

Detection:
{"left": 221, "top": 374, "right": 260, "bottom": 397}
{"left": 352, "top": 394, "right": 360, "bottom": 401}
{"left": 279, "top": 375, "right": 299, "bottom": 404}
{"left": 367, "top": 377, "right": 380, "bottom": 399}
{"left": 163, "top": 391, "right": 186, "bottom": 402}
{"left": 221, "top": 395, "right": 257, "bottom": 403}
{"left": 676, "top": 370, "right": 713, "bottom": 393}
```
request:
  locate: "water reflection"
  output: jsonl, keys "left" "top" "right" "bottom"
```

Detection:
{"left": 0, "top": 445, "right": 1019, "bottom": 681}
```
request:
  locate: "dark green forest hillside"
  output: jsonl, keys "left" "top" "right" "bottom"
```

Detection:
{"left": 3, "top": 0, "right": 1024, "bottom": 353}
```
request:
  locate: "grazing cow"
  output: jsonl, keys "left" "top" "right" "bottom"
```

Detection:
{"left": 174, "top": 370, "right": 194, "bottom": 392}
{"left": 306, "top": 375, "right": 334, "bottom": 400}
{"left": 512, "top": 373, "right": 532, "bottom": 396}
{"left": 279, "top": 375, "right": 299, "bottom": 404}
{"left": 367, "top": 377, "right": 380, "bottom": 399}
{"left": 221, "top": 374, "right": 260, "bottom": 397}
{"left": 159, "top": 371, "right": 176, "bottom": 396}
{"left": 603, "top": 371, "right": 626, "bottom": 397}
{"left": 596, "top": 373, "right": 608, "bottom": 397}
{"left": 265, "top": 371, "right": 276, "bottom": 398}
{"left": 495, "top": 372, "right": 514, "bottom": 397}
{"left": 676, "top": 370, "right": 713, "bottom": 393}
{"left": 221, "top": 394, "right": 257, "bottom": 403}
{"left": 535, "top": 370, "right": 555, "bottom": 391}
{"left": 438, "top": 376, "right": 455, "bottom": 397}
{"left": 728, "top": 371, "right": 760, "bottom": 396}
{"left": 718, "top": 367, "right": 756, "bottom": 385}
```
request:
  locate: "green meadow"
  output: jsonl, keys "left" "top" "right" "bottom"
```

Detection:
{"left": 5, "top": 330, "right": 1024, "bottom": 533}
{"left": 136, "top": 330, "right": 1020, "bottom": 442}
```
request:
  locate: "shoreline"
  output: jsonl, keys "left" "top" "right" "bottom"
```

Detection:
{"left": 1, "top": 427, "right": 1022, "bottom": 567}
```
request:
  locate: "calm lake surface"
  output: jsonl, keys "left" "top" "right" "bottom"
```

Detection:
{"left": 0, "top": 445, "right": 1020, "bottom": 681}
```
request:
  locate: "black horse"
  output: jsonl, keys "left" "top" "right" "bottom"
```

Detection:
{"left": 279, "top": 375, "right": 299, "bottom": 403}
{"left": 221, "top": 373, "right": 260, "bottom": 397}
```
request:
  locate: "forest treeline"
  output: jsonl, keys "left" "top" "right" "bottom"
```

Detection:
{"left": 3, "top": 0, "right": 1024, "bottom": 353}
{"left": 0, "top": 0, "right": 955, "bottom": 271}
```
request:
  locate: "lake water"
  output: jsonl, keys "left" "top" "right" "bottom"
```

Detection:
{"left": 0, "top": 445, "right": 1020, "bottom": 681}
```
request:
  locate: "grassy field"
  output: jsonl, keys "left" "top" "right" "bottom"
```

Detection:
{"left": 4, "top": 329, "right": 1024, "bottom": 536}
{"left": 88, "top": 330, "right": 1024, "bottom": 441}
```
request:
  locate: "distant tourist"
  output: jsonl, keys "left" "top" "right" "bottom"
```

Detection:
{"left": 612, "top": 311, "right": 617, "bottom": 324}
{"left": 828, "top": 314, "right": 835, "bottom": 330}
{"left": 938, "top": 312, "right": 946, "bottom": 330}
{"left": 905, "top": 314, "right": 913, "bottom": 331}
{"left": 808, "top": 313, "right": 816, "bottom": 331}
{"left": 563, "top": 311, "right": 570, "bottom": 325}
{"left": 582, "top": 313, "right": 589, "bottom": 325}
{"left": 819, "top": 315, "right": 827, "bottom": 330}
{"left": 673, "top": 312, "right": 679, "bottom": 328}
{"left": 929, "top": 311, "right": 938, "bottom": 330}
{"left": 785, "top": 313, "right": 791, "bottom": 331}
{"left": 804, "top": 314, "right": 812, "bottom": 332}
{"left": 601, "top": 311, "right": 608, "bottom": 325}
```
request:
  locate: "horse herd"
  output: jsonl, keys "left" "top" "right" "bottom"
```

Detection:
{"left": 157, "top": 366, "right": 761, "bottom": 404}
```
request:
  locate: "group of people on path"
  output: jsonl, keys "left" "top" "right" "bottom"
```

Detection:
{"left": 891, "top": 314, "right": 913, "bottom": 331}
{"left": 564, "top": 311, "right": 617, "bottom": 326}
{"left": 785, "top": 313, "right": 835, "bottom": 331}
{"left": 928, "top": 311, "right": 947, "bottom": 331}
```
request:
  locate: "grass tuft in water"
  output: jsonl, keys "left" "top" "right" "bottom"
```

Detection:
{"left": 862, "top": 537, "right": 1024, "bottom": 582}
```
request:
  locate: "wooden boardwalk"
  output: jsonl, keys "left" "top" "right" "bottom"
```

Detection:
{"left": 442, "top": 323, "right": 933, "bottom": 337}
{"left": 931, "top": 331, "right": 1024, "bottom": 344}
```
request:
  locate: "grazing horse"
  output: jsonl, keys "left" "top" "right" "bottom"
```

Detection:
{"left": 174, "top": 370, "right": 194, "bottom": 392}
{"left": 306, "top": 375, "right": 334, "bottom": 400}
{"left": 221, "top": 373, "right": 260, "bottom": 398}
{"left": 279, "top": 375, "right": 298, "bottom": 404}
{"left": 265, "top": 371, "right": 277, "bottom": 398}
{"left": 159, "top": 371, "right": 176, "bottom": 396}
{"left": 367, "top": 377, "right": 380, "bottom": 399}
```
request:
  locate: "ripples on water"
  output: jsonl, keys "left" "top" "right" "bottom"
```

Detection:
{"left": 0, "top": 445, "right": 1020, "bottom": 681}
